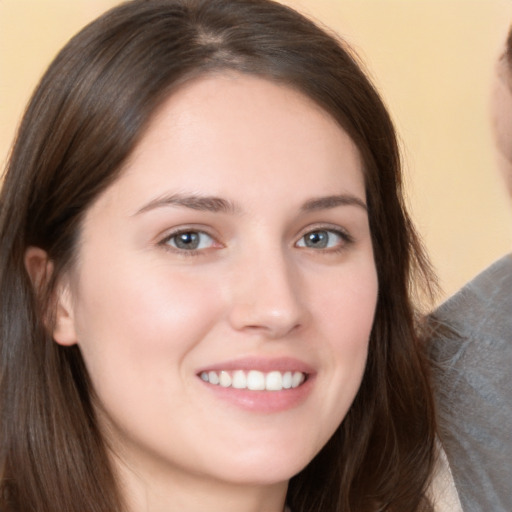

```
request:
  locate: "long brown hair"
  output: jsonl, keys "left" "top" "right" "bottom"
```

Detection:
{"left": 0, "top": 1, "right": 436, "bottom": 510}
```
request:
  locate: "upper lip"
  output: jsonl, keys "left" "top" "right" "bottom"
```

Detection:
{"left": 196, "top": 356, "right": 315, "bottom": 375}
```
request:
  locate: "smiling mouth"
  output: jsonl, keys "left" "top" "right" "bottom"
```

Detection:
{"left": 199, "top": 370, "right": 307, "bottom": 391}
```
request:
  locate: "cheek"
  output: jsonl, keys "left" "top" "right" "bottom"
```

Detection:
{"left": 316, "top": 260, "right": 378, "bottom": 346}
{"left": 71, "top": 260, "right": 223, "bottom": 385}
{"left": 491, "top": 75, "right": 512, "bottom": 195}
{"left": 331, "top": 275, "right": 376, "bottom": 383}
{"left": 309, "top": 260, "right": 377, "bottom": 420}
{"left": 491, "top": 81, "right": 512, "bottom": 161}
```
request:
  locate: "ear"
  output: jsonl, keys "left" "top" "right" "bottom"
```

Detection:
{"left": 24, "top": 247, "right": 78, "bottom": 346}
{"left": 24, "top": 246, "right": 52, "bottom": 291}
{"left": 52, "top": 281, "right": 78, "bottom": 346}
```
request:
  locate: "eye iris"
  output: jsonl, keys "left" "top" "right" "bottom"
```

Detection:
{"left": 174, "top": 232, "right": 200, "bottom": 250}
{"left": 305, "top": 230, "right": 328, "bottom": 248}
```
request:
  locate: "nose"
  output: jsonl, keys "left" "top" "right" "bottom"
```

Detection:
{"left": 227, "top": 248, "right": 307, "bottom": 339}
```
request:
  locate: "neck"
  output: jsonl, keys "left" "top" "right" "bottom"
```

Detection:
{"left": 114, "top": 453, "right": 289, "bottom": 512}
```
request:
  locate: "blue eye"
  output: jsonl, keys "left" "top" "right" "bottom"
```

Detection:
{"left": 296, "top": 229, "right": 347, "bottom": 249}
{"left": 165, "top": 230, "right": 215, "bottom": 251}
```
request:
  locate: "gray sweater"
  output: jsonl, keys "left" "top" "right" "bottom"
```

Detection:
{"left": 430, "top": 254, "right": 512, "bottom": 512}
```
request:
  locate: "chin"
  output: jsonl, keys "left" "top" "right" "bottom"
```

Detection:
{"left": 204, "top": 443, "right": 319, "bottom": 486}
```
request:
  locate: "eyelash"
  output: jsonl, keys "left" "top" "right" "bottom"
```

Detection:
{"left": 296, "top": 226, "right": 354, "bottom": 252}
{"left": 159, "top": 228, "right": 219, "bottom": 257}
{"left": 159, "top": 226, "right": 354, "bottom": 256}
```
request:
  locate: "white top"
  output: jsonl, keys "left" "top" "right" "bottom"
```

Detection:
{"left": 428, "top": 442, "right": 463, "bottom": 512}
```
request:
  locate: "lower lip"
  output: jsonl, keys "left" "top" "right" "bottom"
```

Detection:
{"left": 199, "top": 375, "right": 315, "bottom": 414}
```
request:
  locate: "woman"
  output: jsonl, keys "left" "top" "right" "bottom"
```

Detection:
{"left": 0, "top": 1, "right": 438, "bottom": 510}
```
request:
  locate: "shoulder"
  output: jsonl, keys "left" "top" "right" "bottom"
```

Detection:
{"left": 429, "top": 254, "right": 512, "bottom": 511}
{"left": 431, "top": 254, "right": 512, "bottom": 371}
{"left": 434, "top": 253, "right": 512, "bottom": 338}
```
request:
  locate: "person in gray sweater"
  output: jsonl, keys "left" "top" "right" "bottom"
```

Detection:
{"left": 430, "top": 28, "right": 512, "bottom": 512}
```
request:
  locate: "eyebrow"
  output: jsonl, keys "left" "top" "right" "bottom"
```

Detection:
{"left": 301, "top": 194, "right": 367, "bottom": 212}
{"left": 134, "top": 192, "right": 367, "bottom": 216}
{"left": 134, "top": 193, "right": 240, "bottom": 215}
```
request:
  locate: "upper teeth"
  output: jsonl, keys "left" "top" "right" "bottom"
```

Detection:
{"left": 199, "top": 370, "right": 306, "bottom": 391}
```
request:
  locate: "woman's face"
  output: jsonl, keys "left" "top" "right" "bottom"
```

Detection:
{"left": 55, "top": 74, "right": 378, "bottom": 494}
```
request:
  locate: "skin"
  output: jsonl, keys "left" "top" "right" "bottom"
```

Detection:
{"left": 29, "top": 74, "right": 378, "bottom": 512}
{"left": 490, "top": 54, "right": 512, "bottom": 196}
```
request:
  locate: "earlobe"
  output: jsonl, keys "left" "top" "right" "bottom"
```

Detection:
{"left": 24, "top": 246, "right": 78, "bottom": 346}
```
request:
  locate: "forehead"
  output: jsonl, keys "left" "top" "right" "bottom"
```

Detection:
{"left": 136, "top": 73, "right": 359, "bottom": 174}
{"left": 99, "top": 73, "right": 366, "bottom": 217}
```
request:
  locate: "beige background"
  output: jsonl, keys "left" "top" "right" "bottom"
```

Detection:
{"left": 1, "top": 0, "right": 511, "bottom": 304}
